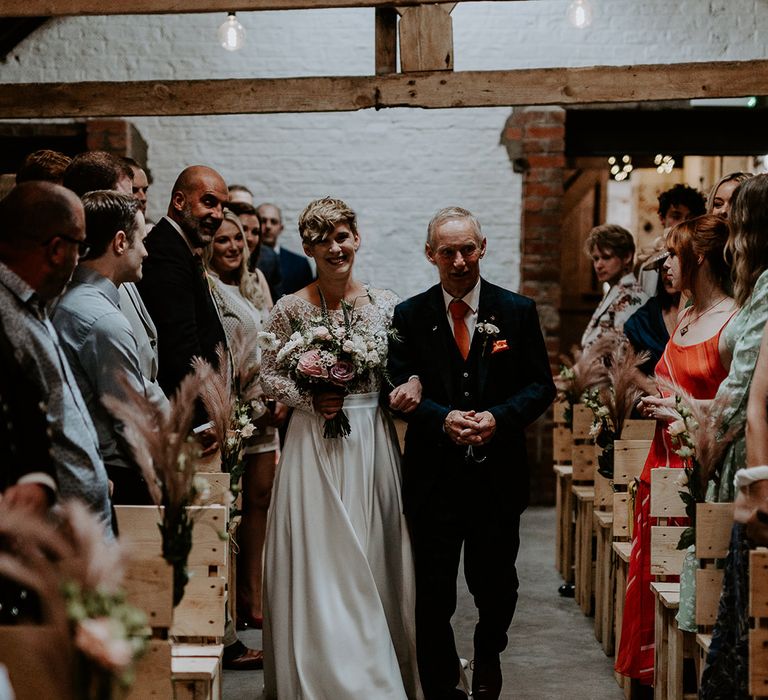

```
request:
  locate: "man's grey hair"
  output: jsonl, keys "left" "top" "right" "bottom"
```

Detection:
{"left": 426, "top": 207, "right": 483, "bottom": 248}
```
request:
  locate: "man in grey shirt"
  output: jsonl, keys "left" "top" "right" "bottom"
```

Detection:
{"left": 0, "top": 182, "right": 111, "bottom": 529}
{"left": 52, "top": 190, "right": 155, "bottom": 505}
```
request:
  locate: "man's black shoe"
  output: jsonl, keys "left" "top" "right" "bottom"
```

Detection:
{"left": 471, "top": 655, "right": 502, "bottom": 699}
{"left": 558, "top": 582, "right": 575, "bottom": 598}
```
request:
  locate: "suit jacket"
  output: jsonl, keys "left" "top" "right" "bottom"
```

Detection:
{"left": 278, "top": 247, "right": 313, "bottom": 296}
{"left": 388, "top": 279, "right": 555, "bottom": 516}
{"left": 137, "top": 218, "right": 226, "bottom": 419}
{"left": 254, "top": 245, "right": 283, "bottom": 301}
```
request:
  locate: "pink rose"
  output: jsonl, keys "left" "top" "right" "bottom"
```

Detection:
{"left": 297, "top": 350, "right": 328, "bottom": 378}
{"left": 329, "top": 360, "right": 356, "bottom": 385}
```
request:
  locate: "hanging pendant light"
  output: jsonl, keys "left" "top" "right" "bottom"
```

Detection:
{"left": 567, "top": 0, "right": 593, "bottom": 29}
{"left": 218, "top": 12, "right": 245, "bottom": 51}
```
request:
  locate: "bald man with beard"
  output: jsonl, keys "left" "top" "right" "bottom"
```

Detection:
{"left": 137, "top": 165, "right": 228, "bottom": 405}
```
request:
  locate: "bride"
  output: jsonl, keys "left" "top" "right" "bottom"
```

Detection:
{"left": 259, "top": 197, "right": 422, "bottom": 699}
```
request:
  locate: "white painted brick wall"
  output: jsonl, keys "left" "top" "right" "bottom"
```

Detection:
{"left": 3, "top": 1, "right": 768, "bottom": 298}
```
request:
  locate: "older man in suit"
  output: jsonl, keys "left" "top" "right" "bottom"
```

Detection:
{"left": 387, "top": 207, "right": 555, "bottom": 700}
{"left": 256, "top": 202, "right": 313, "bottom": 295}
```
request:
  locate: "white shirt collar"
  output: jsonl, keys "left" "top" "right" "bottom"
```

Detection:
{"left": 441, "top": 278, "right": 481, "bottom": 315}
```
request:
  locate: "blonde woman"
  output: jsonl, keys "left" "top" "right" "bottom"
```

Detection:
{"left": 204, "top": 208, "right": 277, "bottom": 629}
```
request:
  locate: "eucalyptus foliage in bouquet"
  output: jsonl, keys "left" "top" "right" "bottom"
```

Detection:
{"left": 259, "top": 290, "right": 391, "bottom": 439}
{"left": 584, "top": 340, "right": 654, "bottom": 479}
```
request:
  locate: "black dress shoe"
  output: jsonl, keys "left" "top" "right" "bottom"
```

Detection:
{"left": 471, "top": 655, "right": 502, "bottom": 699}
{"left": 558, "top": 582, "right": 575, "bottom": 598}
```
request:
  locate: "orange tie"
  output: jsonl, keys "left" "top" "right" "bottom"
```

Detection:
{"left": 449, "top": 299, "right": 471, "bottom": 360}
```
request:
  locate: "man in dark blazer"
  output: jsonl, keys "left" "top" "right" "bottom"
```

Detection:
{"left": 137, "top": 165, "right": 263, "bottom": 670}
{"left": 137, "top": 165, "right": 228, "bottom": 408}
{"left": 387, "top": 207, "right": 555, "bottom": 700}
{"left": 256, "top": 202, "right": 313, "bottom": 295}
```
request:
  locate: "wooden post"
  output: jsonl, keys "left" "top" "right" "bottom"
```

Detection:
{"left": 398, "top": 4, "right": 454, "bottom": 73}
{"left": 375, "top": 7, "right": 398, "bottom": 75}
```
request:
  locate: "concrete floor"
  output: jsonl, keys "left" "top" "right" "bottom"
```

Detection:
{"left": 224, "top": 506, "right": 623, "bottom": 699}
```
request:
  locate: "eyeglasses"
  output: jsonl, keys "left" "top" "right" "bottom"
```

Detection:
{"left": 44, "top": 234, "right": 90, "bottom": 258}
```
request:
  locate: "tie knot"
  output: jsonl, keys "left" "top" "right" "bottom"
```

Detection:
{"left": 449, "top": 298, "right": 470, "bottom": 320}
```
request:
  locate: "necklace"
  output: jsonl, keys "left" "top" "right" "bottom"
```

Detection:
{"left": 679, "top": 296, "right": 728, "bottom": 336}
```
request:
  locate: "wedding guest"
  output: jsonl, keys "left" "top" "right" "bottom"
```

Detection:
{"left": 62, "top": 150, "right": 164, "bottom": 410}
{"left": 63, "top": 151, "right": 133, "bottom": 197}
{"left": 624, "top": 253, "right": 680, "bottom": 374}
{"left": 229, "top": 200, "right": 282, "bottom": 288}
{"left": 257, "top": 202, "right": 313, "bottom": 295}
{"left": 203, "top": 209, "right": 277, "bottom": 629}
{"left": 706, "top": 171, "right": 752, "bottom": 219}
{"left": 137, "top": 165, "right": 262, "bottom": 670}
{"left": 581, "top": 224, "right": 648, "bottom": 349}
{"left": 260, "top": 197, "right": 420, "bottom": 698}
{"left": 121, "top": 156, "right": 152, "bottom": 218}
{"left": 616, "top": 214, "right": 736, "bottom": 687}
{"left": 388, "top": 207, "right": 555, "bottom": 699}
{"left": 228, "top": 183, "right": 254, "bottom": 205}
{"left": 0, "top": 182, "right": 111, "bottom": 528}
{"left": 52, "top": 191, "right": 154, "bottom": 505}
{"left": 15, "top": 149, "right": 71, "bottom": 185}
{"left": 658, "top": 183, "right": 706, "bottom": 230}
{"left": 700, "top": 173, "right": 768, "bottom": 698}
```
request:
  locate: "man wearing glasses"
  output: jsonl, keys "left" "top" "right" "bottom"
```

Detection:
{"left": 387, "top": 207, "right": 555, "bottom": 700}
{"left": 0, "top": 181, "right": 111, "bottom": 530}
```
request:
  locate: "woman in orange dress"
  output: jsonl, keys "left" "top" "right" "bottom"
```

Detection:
{"left": 615, "top": 214, "right": 737, "bottom": 686}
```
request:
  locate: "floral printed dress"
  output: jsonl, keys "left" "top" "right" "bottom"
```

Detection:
{"left": 259, "top": 291, "right": 421, "bottom": 700}
{"left": 581, "top": 272, "right": 648, "bottom": 349}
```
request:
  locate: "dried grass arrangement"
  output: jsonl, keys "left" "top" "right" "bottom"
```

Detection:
{"left": 657, "top": 378, "right": 736, "bottom": 549}
{"left": 554, "top": 334, "right": 617, "bottom": 428}
{"left": 0, "top": 501, "right": 149, "bottom": 698}
{"left": 191, "top": 330, "right": 265, "bottom": 507}
{"left": 104, "top": 371, "right": 210, "bottom": 607}
{"left": 583, "top": 339, "right": 655, "bottom": 478}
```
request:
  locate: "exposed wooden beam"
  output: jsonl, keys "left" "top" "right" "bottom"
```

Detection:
{"left": 0, "top": 59, "right": 766, "bottom": 118}
{"left": 374, "top": 7, "right": 397, "bottom": 76}
{"left": 0, "top": 0, "right": 505, "bottom": 17}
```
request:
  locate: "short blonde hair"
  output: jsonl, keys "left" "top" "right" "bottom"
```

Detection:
{"left": 297, "top": 197, "right": 357, "bottom": 245}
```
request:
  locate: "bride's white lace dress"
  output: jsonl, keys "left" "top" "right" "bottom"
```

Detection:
{"left": 260, "top": 290, "right": 421, "bottom": 700}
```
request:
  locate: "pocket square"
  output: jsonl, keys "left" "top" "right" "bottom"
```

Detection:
{"left": 492, "top": 339, "right": 509, "bottom": 354}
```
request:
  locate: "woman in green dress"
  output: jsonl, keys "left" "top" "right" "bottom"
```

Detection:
{"left": 701, "top": 173, "right": 768, "bottom": 700}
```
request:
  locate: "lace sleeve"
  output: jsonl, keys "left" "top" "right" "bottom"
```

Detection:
{"left": 259, "top": 297, "right": 315, "bottom": 412}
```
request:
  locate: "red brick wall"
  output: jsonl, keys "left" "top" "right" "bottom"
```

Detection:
{"left": 85, "top": 119, "right": 148, "bottom": 166}
{"left": 503, "top": 108, "right": 565, "bottom": 505}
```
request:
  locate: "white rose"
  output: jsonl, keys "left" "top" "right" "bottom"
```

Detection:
{"left": 668, "top": 419, "right": 686, "bottom": 437}
{"left": 240, "top": 423, "right": 255, "bottom": 439}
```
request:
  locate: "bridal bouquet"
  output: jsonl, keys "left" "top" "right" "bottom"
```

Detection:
{"left": 259, "top": 302, "right": 389, "bottom": 438}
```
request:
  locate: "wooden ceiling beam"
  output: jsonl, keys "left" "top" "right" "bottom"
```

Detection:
{"left": 0, "top": 59, "right": 766, "bottom": 118}
{"left": 0, "top": 0, "right": 507, "bottom": 17}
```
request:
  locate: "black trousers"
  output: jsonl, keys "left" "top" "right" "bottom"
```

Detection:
{"left": 408, "top": 469, "right": 521, "bottom": 700}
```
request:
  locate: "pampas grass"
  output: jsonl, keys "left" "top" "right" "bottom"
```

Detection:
{"left": 555, "top": 333, "right": 617, "bottom": 404}
{"left": 104, "top": 370, "right": 210, "bottom": 606}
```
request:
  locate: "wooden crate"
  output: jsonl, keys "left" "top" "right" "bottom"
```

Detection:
{"left": 573, "top": 443, "right": 598, "bottom": 482}
{"left": 621, "top": 419, "right": 656, "bottom": 441}
{"left": 554, "top": 464, "right": 575, "bottom": 582}
{"left": 695, "top": 503, "right": 733, "bottom": 629}
{"left": 594, "top": 509, "right": 615, "bottom": 654}
{"left": 749, "top": 547, "right": 768, "bottom": 698}
{"left": 123, "top": 639, "right": 173, "bottom": 699}
{"left": 573, "top": 485, "right": 596, "bottom": 616}
{"left": 553, "top": 425, "right": 573, "bottom": 464}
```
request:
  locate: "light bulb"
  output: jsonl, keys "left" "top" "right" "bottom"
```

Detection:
{"left": 218, "top": 12, "right": 245, "bottom": 51}
{"left": 567, "top": 0, "right": 593, "bottom": 29}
